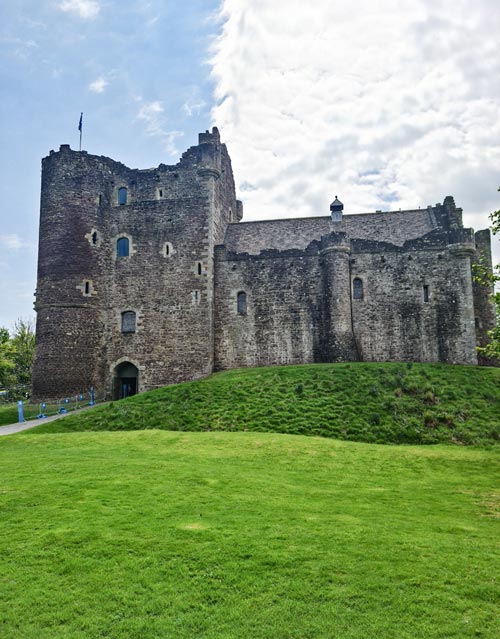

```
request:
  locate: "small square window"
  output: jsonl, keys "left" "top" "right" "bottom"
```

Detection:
{"left": 121, "top": 311, "right": 136, "bottom": 333}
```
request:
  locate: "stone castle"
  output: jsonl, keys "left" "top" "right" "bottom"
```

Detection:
{"left": 32, "top": 127, "right": 495, "bottom": 399}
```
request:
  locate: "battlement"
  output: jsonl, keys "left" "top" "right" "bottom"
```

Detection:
{"left": 199, "top": 127, "right": 221, "bottom": 145}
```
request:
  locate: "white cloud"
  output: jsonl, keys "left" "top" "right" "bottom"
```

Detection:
{"left": 137, "top": 101, "right": 165, "bottom": 132}
{"left": 210, "top": 0, "right": 500, "bottom": 252}
{"left": 88, "top": 77, "right": 108, "bottom": 93}
{"left": 137, "top": 101, "right": 183, "bottom": 156}
{"left": 1, "top": 36, "right": 39, "bottom": 60}
{"left": 59, "top": 0, "right": 100, "bottom": 20}
{"left": 0, "top": 234, "right": 34, "bottom": 250}
{"left": 183, "top": 95, "right": 207, "bottom": 117}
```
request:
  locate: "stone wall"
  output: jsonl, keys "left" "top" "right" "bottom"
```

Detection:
{"left": 214, "top": 247, "right": 323, "bottom": 370}
{"left": 33, "top": 129, "right": 495, "bottom": 400}
{"left": 350, "top": 232, "right": 478, "bottom": 365}
{"left": 472, "top": 229, "right": 497, "bottom": 365}
{"left": 33, "top": 128, "right": 238, "bottom": 399}
{"left": 215, "top": 225, "right": 483, "bottom": 370}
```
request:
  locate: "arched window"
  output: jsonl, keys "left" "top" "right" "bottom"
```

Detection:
{"left": 91, "top": 231, "right": 98, "bottom": 245}
{"left": 121, "top": 311, "right": 136, "bottom": 333}
{"left": 118, "top": 187, "right": 128, "bottom": 205}
{"left": 197, "top": 262, "right": 203, "bottom": 275}
{"left": 237, "top": 291, "right": 247, "bottom": 315}
{"left": 353, "top": 278, "right": 363, "bottom": 300}
{"left": 117, "top": 237, "right": 129, "bottom": 257}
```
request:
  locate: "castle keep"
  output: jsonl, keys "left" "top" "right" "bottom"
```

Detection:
{"left": 32, "top": 128, "right": 495, "bottom": 399}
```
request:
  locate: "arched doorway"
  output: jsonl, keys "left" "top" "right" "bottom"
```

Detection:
{"left": 113, "top": 361, "right": 139, "bottom": 400}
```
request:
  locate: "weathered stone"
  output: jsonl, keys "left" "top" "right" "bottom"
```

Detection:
{"left": 32, "top": 129, "right": 495, "bottom": 400}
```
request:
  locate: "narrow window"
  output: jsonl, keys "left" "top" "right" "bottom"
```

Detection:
{"left": 91, "top": 231, "right": 98, "bottom": 245}
{"left": 98, "top": 194, "right": 102, "bottom": 205}
{"left": 423, "top": 285, "right": 429, "bottom": 303}
{"left": 159, "top": 189, "right": 163, "bottom": 198}
{"left": 117, "top": 237, "right": 129, "bottom": 257}
{"left": 237, "top": 291, "right": 247, "bottom": 315}
{"left": 162, "top": 242, "right": 173, "bottom": 258}
{"left": 118, "top": 187, "right": 127, "bottom": 205}
{"left": 197, "top": 262, "right": 202, "bottom": 275}
{"left": 121, "top": 311, "right": 136, "bottom": 333}
{"left": 84, "top": 281, "right": 90, "bottom": 295}
{"left": 353, "top": 278, "right": 363, "bottom": 300}
{"left": 191, "top": 290, "right": 200, "bottom": 305}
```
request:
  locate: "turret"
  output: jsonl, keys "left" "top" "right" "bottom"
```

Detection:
{"left": 320, "top": 232, "right": 358, "bottom": 361}
{"left": 330, "top": 196, "right": 344, "bottom": 222}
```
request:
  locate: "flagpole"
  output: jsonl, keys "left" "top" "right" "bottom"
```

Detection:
{"left": 79, "top": 112, "right": 83, "bottom": 151}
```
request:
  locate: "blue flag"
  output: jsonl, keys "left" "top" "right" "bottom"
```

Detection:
{"left": 78, "top": 113, "right": 83, "bottom": 131}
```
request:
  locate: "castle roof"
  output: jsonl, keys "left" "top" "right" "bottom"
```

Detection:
{"left": 223, "top": 208, "right": 437, "bottom": 255}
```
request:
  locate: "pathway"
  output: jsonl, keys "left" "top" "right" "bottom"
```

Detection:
{"left": 0, "top": 406, "right": 96, "bottom": 436}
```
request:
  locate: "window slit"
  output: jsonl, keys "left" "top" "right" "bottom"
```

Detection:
{"left": 237, "top": 291, "right": 247, "bottom": 315}
{"left": 353, "top": 278, "right": 363, "bottom": 300}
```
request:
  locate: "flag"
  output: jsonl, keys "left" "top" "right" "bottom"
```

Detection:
{"left": 78, "top": 113, "right": 83, "bottom": 131}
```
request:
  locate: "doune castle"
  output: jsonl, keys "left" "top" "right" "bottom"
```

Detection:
{"left": 32, "top": 127, "right": 495, "bottom": 399}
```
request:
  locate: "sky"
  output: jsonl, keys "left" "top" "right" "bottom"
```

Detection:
{"left": 1, "top": 0, "right": 499, "bottom": 329}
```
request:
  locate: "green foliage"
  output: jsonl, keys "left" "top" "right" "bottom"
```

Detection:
{"left": 10, "top": 318, "right": 35, "bottom": 386}
{"left": 0, "top": 318, "right": 35, "bottom": 393}
{"left": 0, "top": 328, "right": 15, "bottom": 388}
{"left": 0, "top": 431, "right": 498, "bottom": 638}
{"left": 30, "top": 362, "right": 500, "bottom": 446}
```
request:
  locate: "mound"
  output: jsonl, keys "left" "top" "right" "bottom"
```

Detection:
{"left": 28, "top": 363, "right": 500, "bottom": 445}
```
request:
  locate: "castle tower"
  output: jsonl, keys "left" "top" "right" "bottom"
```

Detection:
{"left": 320, "top": 232, "right": 359, "bottom": 361}
{"left": 32, "top": 146, "right": 106, "bottom": 399}
{"left": 32, "top": 129, "right": 239, "bottom": 400}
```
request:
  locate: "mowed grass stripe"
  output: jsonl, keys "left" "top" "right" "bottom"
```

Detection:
{"left": 0, "top": 431, "right": 498, "bottom": 638}
{"left": 25, "top": 362, "right": 500, "bottom": 445}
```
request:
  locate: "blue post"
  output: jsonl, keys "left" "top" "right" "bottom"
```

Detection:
{"left": 37, "top": 403, "right": 47, "bottom": 419}
{"left": 59, "top": 398, "right": 69, "bottom": 414}
{"left": 18, "top": 400, "right": 25, "bottom": 423}
{"left": 89, "top": 386, "right": 95, "bottom": 406}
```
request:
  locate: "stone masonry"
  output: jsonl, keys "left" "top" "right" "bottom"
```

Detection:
{"left": 32, "top": 128, "right": 496, "bottom": 399}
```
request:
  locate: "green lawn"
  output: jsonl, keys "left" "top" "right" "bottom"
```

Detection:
{"left": 0, "top": 431, "right": 498, "bottom": 638}
{"left": 28, "top": 362, "right": 500, "bottom": 445}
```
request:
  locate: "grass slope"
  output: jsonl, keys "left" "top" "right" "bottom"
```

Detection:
{"left": 29, "top": 363, "right": 500, "bottom": 445}
{"left": 0, "top": 431, "right": 498, "bottom": 638}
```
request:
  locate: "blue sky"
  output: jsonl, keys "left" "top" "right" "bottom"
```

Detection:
{"left": 0, "top": 0, "right": 219, "bottom": 328}
{"left": 1, "top": 0, "right": 499, "bottom": 328}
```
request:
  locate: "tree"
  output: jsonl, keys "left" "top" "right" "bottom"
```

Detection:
{"left": 0, "top": 327, "right": 15, "bottom": 388}
{"left": 10, "top": 318, "right": 36, "bottom": 386}
{"left": 473, "top": 188, "right": 500, "bottom": 359}
{"left": 0, "top": 319, "right": 36, "bottom": 390}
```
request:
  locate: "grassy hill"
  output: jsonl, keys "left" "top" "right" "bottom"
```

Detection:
{"left": 0, "top": 431, "right": 498, "bottom": 638}
{"left": 29, "top": 363, "right": 500, "bottom": 445}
